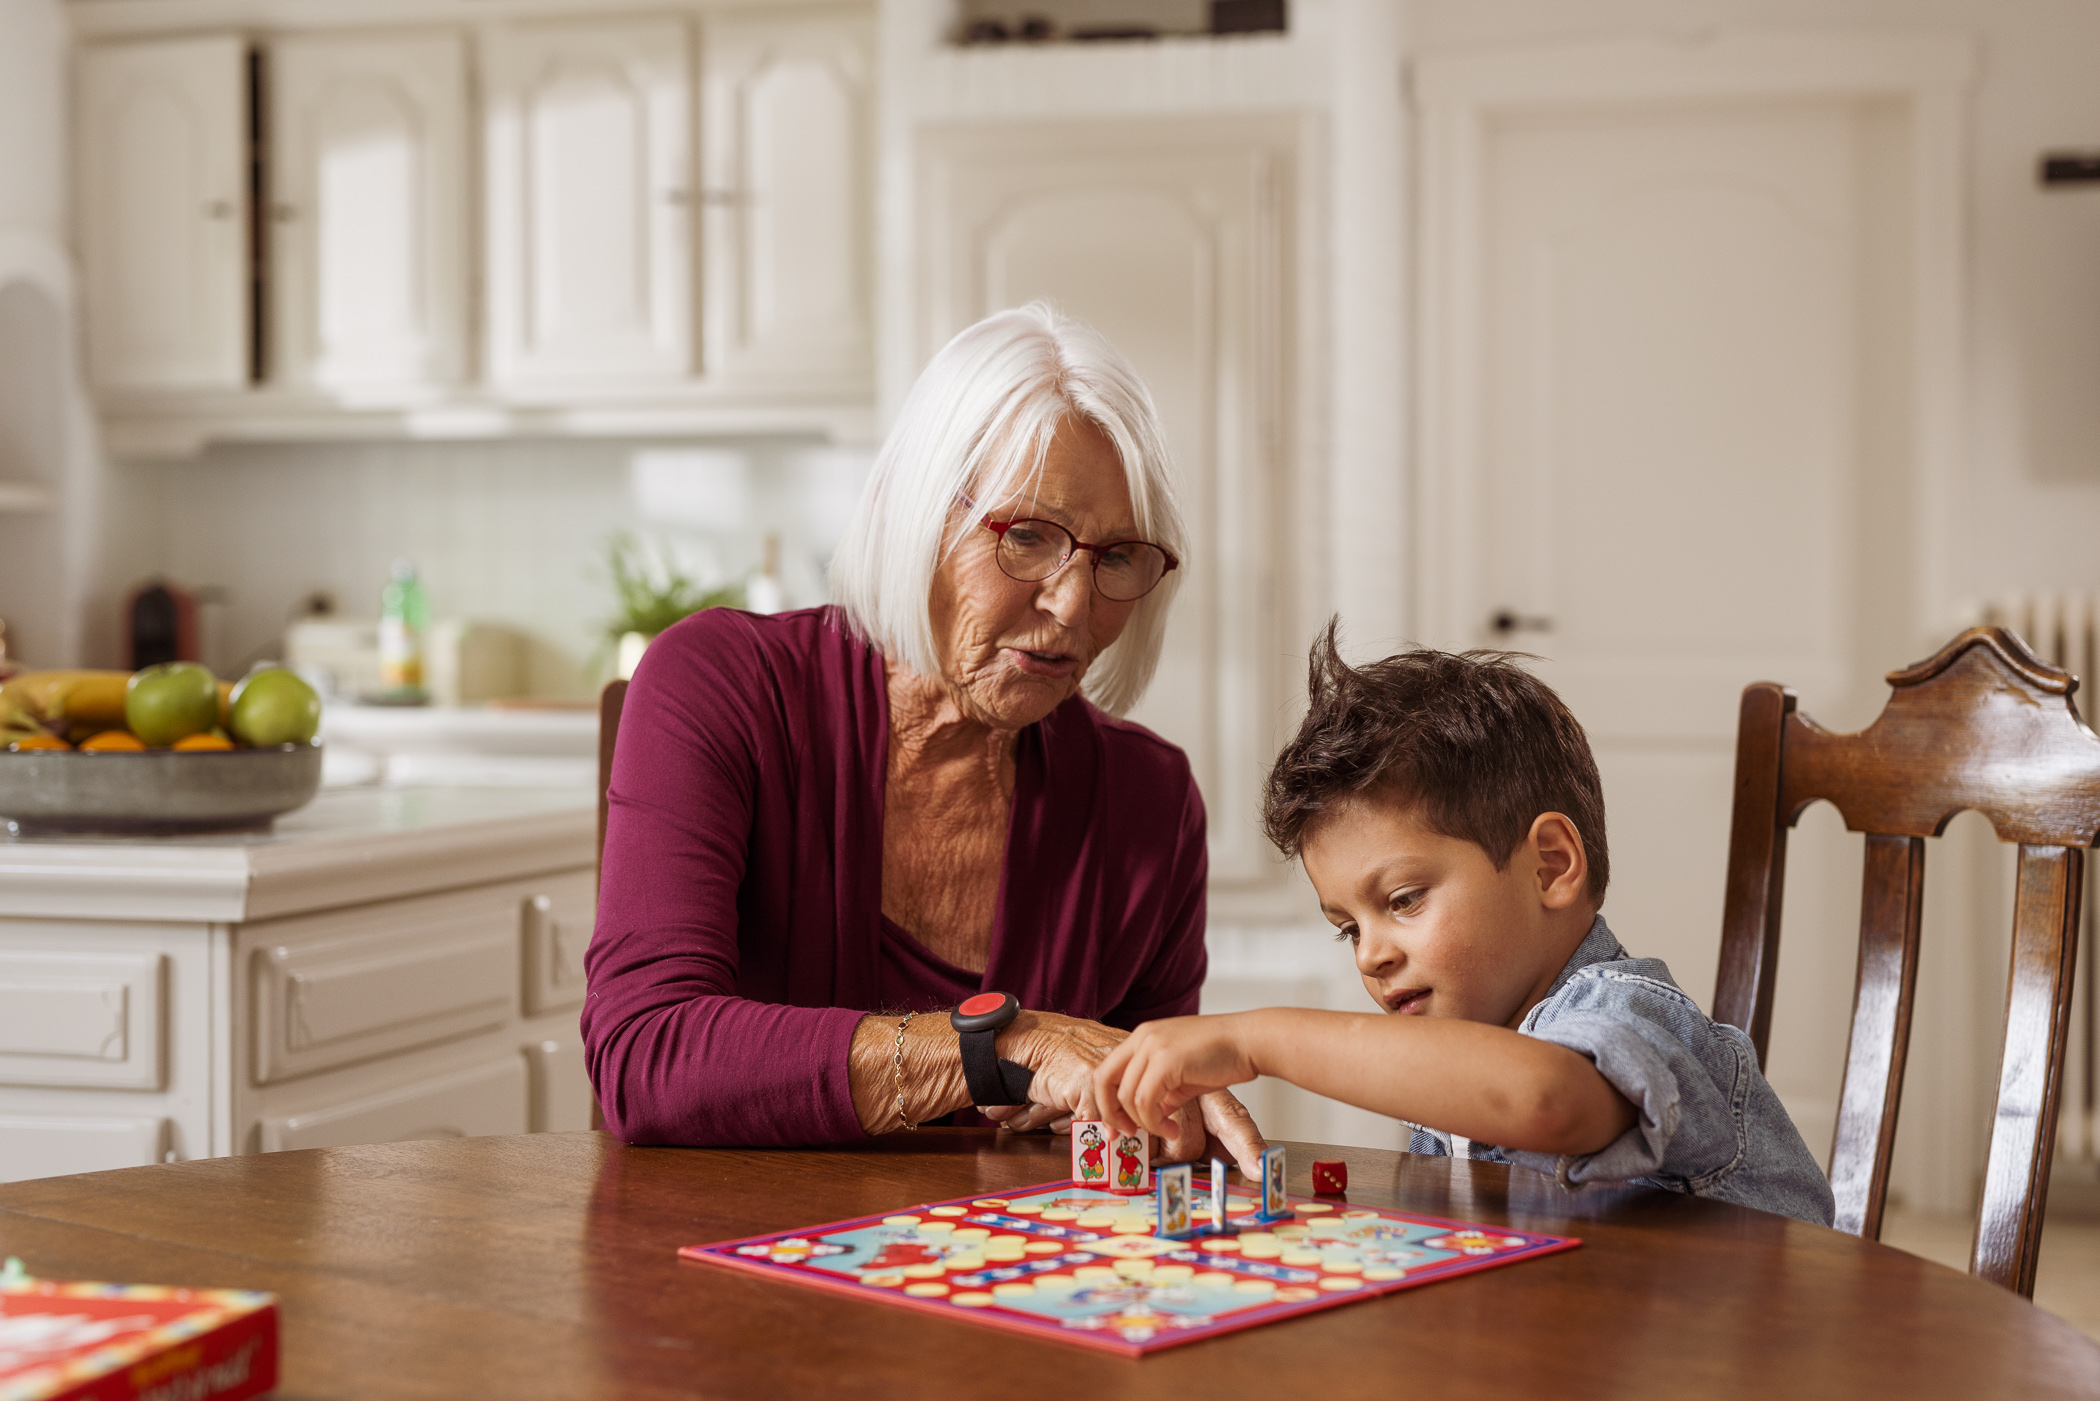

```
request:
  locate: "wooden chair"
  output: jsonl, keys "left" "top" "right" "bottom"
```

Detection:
{"left": 596, "top": 678, "right": 628, "bottom": 882}
{"left": 588, "top": 679, "right": 628, "bottom": 1133}
{"left": 1714, "top": 626, "right": 2093, "bottom": 1295}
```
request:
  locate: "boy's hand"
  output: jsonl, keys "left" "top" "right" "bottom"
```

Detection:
{"left": 1091, "top": 1013, "right": 1260, "bottom": 1140}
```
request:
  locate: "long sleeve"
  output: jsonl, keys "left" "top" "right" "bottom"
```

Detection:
{"left": 581, "top": 609, "right": 871, "bottom": 1147}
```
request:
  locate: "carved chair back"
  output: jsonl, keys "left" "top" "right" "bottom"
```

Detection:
{"left": 1714, "top": 627, "right": 2094, "bottom": 1295}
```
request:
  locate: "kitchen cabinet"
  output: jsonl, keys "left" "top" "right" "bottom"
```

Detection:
{"left": 699, "top": 6, "right": 874, "bottom": 392}
{"left": 0, "top": 787, "right": 599, "bottom": 1181}
{"left": 484, "top": 16, "right": 695, "bottom": 389}
{"left": 68, "top": 4, "right": 880, "bottom": 455}
{"left": 267, "top": 30, "right": 470, "bottom": 393}
{"left": 76, "top": 35, "right": 249, "bottom": 392}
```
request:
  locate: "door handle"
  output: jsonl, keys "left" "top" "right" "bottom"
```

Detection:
{"left": 1490, "top": 610, "right": 1555, "bottom": 635}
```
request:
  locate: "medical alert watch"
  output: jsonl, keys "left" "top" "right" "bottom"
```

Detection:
{"left": 951, "top": 992, "right": 1036, "bottom": 1106}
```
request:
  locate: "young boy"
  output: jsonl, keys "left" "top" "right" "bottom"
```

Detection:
{"left": 1091, "top": 630, "right": 1835, "bottom": 1225}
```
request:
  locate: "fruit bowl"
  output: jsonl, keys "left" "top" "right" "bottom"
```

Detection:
{"left": 0, "top": 743, "right": 324, "bottom": 836}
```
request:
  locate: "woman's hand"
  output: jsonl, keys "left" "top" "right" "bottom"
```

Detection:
{"left": 987, "top": 1009, "right": 1129, "bottom": 1127}
{"left": 987, "top": 1011, "right": 1268, "bottom": 1177}
{"left": 1090, "top": 1013, "right": 1261, "bottom": 1140}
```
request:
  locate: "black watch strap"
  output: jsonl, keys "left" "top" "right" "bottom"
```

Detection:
{"left": 953, "top": 992, "right": 1035, "bottom": 1106}
{"left": 959, "top": 1030, "right": 1035, "bottom": 1106}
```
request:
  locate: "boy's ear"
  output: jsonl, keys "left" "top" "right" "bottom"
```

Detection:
{"left": 1528, "top": 812, "right": 1590, "bottom": 910}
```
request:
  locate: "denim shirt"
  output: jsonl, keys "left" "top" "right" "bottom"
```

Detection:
{"left": 1405, "top": 915, "right": 1836, "bottom": 1226}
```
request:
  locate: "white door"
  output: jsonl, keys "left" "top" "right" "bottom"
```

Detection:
{"left": 484, "top": 18, "right": 693, "bottom": 388}
{"left": 76, "top": 36, "right": 249, "bottom": 392}
{"left": 699, "top": 6, "right": 872, "bottom": 393}
{"left": 1417, "top": 48, "right": 1962, "bottom": 1166}
{"left": 918, "top": 117, "right": 1295, "bottom": 888}
{"left": 268, "top": 31, "right": 469, "bottom": 393}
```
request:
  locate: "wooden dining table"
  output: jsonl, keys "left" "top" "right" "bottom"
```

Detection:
{"left": 1, "top": 1128, "right": 2095, "bottom": 1399}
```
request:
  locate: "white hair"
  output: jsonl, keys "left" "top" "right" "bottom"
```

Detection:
{"left": 830, "top": 302, "right": 1187, "bottom": 716}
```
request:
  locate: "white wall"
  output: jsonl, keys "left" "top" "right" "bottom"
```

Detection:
{"left": 104, "top": 438, "right": 869, "bottom": 695}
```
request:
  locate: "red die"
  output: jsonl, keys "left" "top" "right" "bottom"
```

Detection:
{"left": 1312, "top": 1160, "right": 1347, "bottom": 1195}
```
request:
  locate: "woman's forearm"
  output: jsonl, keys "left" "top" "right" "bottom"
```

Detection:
{"left": 848, "top": 1012, "right": 975, "bottom": 1133}
{"left": 1241, "top": 1009, "right": 1634, "bottom": 1155}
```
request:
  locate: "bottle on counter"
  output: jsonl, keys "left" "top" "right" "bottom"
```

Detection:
{"left": 746, "top": 534, "right": 786, "bottom": 615}
{"left": 377, "top": 559, "right": 430, "bottom": 702}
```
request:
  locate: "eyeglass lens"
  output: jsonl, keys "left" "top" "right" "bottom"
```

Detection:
{"left": 995, "top": 520, "right": 1170, "bottom": 601}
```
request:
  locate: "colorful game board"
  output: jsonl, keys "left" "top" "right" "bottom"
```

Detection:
{"left": 681, "top": 1177, "right": 1579, "bottom": 1357}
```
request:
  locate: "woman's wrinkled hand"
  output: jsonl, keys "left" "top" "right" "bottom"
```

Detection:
{"left": 982, "top": 1011, "right": 1268, "bottom": 1178}
{"left": 983, "top": 1009, "right": 1126, "bottom": 1130}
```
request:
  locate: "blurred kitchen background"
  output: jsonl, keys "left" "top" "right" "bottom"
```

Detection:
{"left": 13, "top": 0, "right": 2100, "bottom": 1326}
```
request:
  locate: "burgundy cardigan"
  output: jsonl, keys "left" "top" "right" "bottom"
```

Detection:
{"left": 582, "top": 606, "right": 1209, "bottom": 1146}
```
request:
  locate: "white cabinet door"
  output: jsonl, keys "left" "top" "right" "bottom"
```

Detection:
{"left": 523, "top": 1031, "right": 593, "bottom": 1132}
{"left": 484, "top": 18, "right": 693, "bottom": 387}
{"left": 520, "top": 873, "right": 593, "bottom": 1017}
{"left": 918, "top": 117, "right": 1296, "bottom": 888}
{"left": 0, "top": 951, "right": 165, "bottom": 1090}
{"left": 699, "top": 6, "right": 872, "bottom": 392}
{"left": 0, "top": 1115, "right": 168, "bottom": 1182}
{"left": 268, "top": 31, "right": 468, "bottom": 392}
{"left": 77, "top": 36, "right": 248, "bottom": 391}
{"left": 247, "top": 888, "right": 518, "bottom": 1087}
{"left": 258, "top": 1056, "right": 527, "bottom": 1152}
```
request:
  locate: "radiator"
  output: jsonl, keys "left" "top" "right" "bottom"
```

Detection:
{"left": 1985, "top": 593, "right": 2098, "bottom": 1164}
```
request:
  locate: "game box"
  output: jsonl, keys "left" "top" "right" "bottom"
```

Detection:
{"left": 0, "top": 1262, "right": 278, "bottom": 1401}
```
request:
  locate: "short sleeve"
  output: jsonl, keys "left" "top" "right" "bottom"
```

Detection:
{"left": 1503, "top": 970, "right": 1749, "bottom": 1190}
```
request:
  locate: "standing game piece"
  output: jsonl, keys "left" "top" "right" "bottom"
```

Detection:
{"left": 1154, "top": 1163, "right": 1194, "bottom": 1238}
{"left": 1109, "top": 1128, "right": 1150, "bottom": 1194}
{"left": 1071, "top": 1121, "right": 1110, "bottom": 1187}
{"left": 1255, "top": 1145, "right": 1289, "bottom": 1221}
{"left": 1209, "top": 1156, "right": 1231, "bottom": 1233}
{"left": 1312, "top": 1160, "right": 1348, "bottom": 1195}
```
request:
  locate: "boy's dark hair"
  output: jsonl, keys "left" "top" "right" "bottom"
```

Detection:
{"left": 1262, "top": 622, "right": 1609, "bottom": 902}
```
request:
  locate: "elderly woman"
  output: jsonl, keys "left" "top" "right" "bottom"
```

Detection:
{"left": 583, "top": 304, "right": 1266, "bottom": 1173}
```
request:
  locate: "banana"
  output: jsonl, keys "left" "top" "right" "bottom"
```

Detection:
{"left": 0, "top": 670, "right": 133, "bottom": 734}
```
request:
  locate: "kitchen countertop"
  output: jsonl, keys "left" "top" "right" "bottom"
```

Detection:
{"left": 0, "top": 785, "right": 596, "bottom": 924}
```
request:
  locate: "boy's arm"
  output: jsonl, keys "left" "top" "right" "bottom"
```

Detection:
{"left": 1091, "top": 1009, "right": 1637, "bottom": 1156}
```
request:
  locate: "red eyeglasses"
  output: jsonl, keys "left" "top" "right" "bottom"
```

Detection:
{"left": 980, "top": 515, "right": 1180, "bottom": 602}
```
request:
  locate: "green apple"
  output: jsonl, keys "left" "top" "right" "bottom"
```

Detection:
{"left": 125, "top": 662, "right": 221, "bottom": 747}
{"left": 228, "top": 667, "right": 321, "bottom": 747}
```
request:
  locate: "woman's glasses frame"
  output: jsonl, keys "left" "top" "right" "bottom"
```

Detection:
{"left": 976, "top": 514, "right": 1181, "bottom": 602}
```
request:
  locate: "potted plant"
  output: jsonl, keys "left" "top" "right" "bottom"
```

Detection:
{"left": 602, "top": 534, "right": 745, "bottom": 679}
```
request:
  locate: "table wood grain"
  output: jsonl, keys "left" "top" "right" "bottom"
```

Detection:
{"left": 2, "top": 1130, "right": 2095, "bottom": 1399}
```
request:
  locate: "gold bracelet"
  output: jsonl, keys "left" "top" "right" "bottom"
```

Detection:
{"left": 893, "top": 1012, "right": 919, "bottom": 1131}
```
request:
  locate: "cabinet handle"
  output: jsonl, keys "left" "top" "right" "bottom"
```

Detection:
{"left": 203, "top": 199, "right": 234, "bottom": 219}
{"left": 1490, "top": 610, "right": 1555, "bottom": 636}
{"left": 697, "top": 189, "right": 743, "bottom": 207}
{"left": 271, "top": 202, "right": 298, "bottom": 222}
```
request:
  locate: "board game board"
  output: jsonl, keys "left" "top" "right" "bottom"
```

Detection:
{"left": 681, "top": 1176, "right": 1579, "bottom": 1357}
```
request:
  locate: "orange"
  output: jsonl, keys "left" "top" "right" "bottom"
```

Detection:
{"left": 172, "top": 731, "right": 234, "bottom": 751}
{"left": 78, "top": 729, "right": 146, "bottom": 752}
{"left": 6, "top": 733, "right": 72, "bottom": 752}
